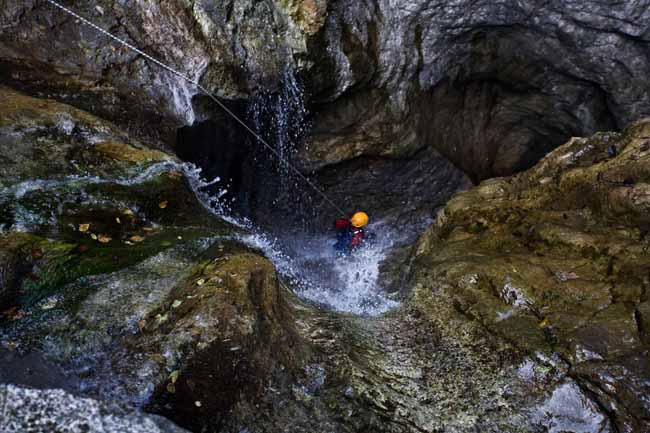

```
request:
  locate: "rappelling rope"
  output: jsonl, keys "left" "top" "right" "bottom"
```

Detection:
{"left": 44, "top": 0, "right": 348, "bottom": 217}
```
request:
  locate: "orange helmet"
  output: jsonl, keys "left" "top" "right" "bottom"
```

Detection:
{"left": 350, "top": 212, "right": 369, "bottom": 228}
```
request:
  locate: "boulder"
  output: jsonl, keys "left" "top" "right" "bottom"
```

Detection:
{"left": 0, "top": 384, "right": 189, "bottom": 433}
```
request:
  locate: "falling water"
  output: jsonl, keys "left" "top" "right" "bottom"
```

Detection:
{"left": 247, "top": 68, "right": 311, "bottom": 206}
{"left": 240, "top": 69, "right": 400, "bottom": 315}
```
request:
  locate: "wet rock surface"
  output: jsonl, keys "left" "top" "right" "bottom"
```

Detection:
{"left": 0, "top": 0, "right": 326, "bottom": 145}
{"left": 1, "top": 384, "right": 189, "bottom": 433}
{"left": 0, "top": 86, "right": 555, "bottom": 433}
{"left": 2, "top": 3, "right": 650, "bottom": 433}
{"left": 409, "top": 119, "right": 650, "bottom": 432}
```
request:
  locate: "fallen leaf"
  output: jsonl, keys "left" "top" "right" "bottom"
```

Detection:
{"left": 129, "top": 235, "right": 145, "bottom": 243}
{"left": 123, "top": 209, "right": 134, "bottom": 216}
{"left": 124, "top": 241, "right": 134, "bottom": 245}
{"left": 138, "top": 319, "right": 146, "bottom": 332}
{"left": 97, "top": 234, "right": 111, "bottom": 243}
{"left": 195, "top": 401, "right": 202, "bottom": 407}
{"left": 169, "top": 370, "right": 180, "bottom": 384}
{"left": 196, "top": 278, "right": 205, "bottom": 286}
{"left": 115, "top": 217, "right": 121, "bottom": 224}
{"left": 40, "top": 298, "right": 58, "bottom": 310}
{"left": 149, "top": 353, "right": 165, "bottom": 364}
{"left": 4, "top": 341, "right": 19, "bottom": 351}
{"left": 538, "top": 318, "right": 549, "bottom": 328}
{"left": 159, "top": 201, "right": 168, "bottom": 209}
{"left": 155, "top": 313, "right": 168, "bottom": 324}
{"left": 143, "top": 227, "right": 154, "bottom": 232}
{"left": 79, "top": 224, "right": 90, "bottom": 232}
{"left": 171, "top": 300, "right": 182, "bottom": 309}
{"left": 91, "top": 233, "right": 98, "bottom": 240}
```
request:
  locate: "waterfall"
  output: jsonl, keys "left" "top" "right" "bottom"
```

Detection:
{"left": 247, "top": 68, "right": 311, "bottom": 209}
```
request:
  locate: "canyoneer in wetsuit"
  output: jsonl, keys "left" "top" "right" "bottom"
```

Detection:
{"left": 334, "top": 212, "right": 369, "bottom": 256}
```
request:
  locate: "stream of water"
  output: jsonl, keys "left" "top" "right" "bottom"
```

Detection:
{"left": 0, "top": 157, "right": 399, "bottom": 316}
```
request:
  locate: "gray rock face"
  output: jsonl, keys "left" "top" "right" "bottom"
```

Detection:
{"left": 0, "top": 0, "right": 323, "bottom": 145}
{"left": 306, "top": 0, "right": 650, "bottom": 181}
{"left": 0, "top": 384, "right": 189, "bottom": 433}
{"left": 3, "top": 1, "right": 650, "bottom": 183}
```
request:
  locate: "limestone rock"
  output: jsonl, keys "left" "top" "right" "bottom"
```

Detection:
{"left": 305, "top": 0, "right": 650, "bottom": 181}
{"left": 409, "top": 119, "right": 650, "bottom": 431}
{"left": 0, "top": 384, "right": 189, "bottom": 433}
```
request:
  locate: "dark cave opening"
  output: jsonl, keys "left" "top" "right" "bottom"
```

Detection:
{"left": 175, "top": 107, "right": 258, "bottom": 217}
{"left": 417, "top": 27, "right": 619, "bottom": 183}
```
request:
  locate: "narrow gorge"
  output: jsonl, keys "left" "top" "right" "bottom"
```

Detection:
{"left": 1, "top": 1, "right": 650, "bottom": 433}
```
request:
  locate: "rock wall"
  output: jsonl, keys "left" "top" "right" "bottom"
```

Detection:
{"left": 408, "top": 119, "right": 650, "bottom": 432}
{"left": 4, "top": 1, "right": 650, "bottom": 186}
{"left": 0, "top": 0, "right": 326, "bottom": 146}
{"left": 305, "top": 0, "right": 650, "bottom": 181}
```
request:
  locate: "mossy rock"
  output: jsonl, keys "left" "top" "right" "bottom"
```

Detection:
{"left": 0, "top": 86, "right": 171, "bottom": 182}
{"left": 409, "top": 120, "right": 650, "bottom": 429}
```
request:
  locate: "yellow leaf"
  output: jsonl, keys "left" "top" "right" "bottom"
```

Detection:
{"left": 196, "top": 278, "right": 205, "bottom": 286}
{"left": 123, "top": 209, "right": 134, "bottom": 216}
{"left": 149, "top": 353, "right": 165, "bottom": 364}
{"left": 97, "top": 234, "right": 111, "bottom": 243}
{"left": 129, "top": 235, "right": 145, "bottom": 243}
{"left": 538, "top": 318, "right": 549, "bottom": 328}
{"left": 156, "top": 313, "right": 168, "bottom": 324}
{"left": 79, "top": 224, "right": 90, "bottom": 232}
{"left": 159, "top": 201, "right": 168, "bottom": 209}
{"left": 116, "top": 217, "right": 121, "bottom": 224}
{"left": 90, "top": 233, "right": 98, "bottom": 240}
{"left": 169, "top": 370, "right": 180, "bottom": 384}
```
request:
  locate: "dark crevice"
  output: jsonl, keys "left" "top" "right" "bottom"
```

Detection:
{"left": 175, "top": 104, "right": 258, "bottom": 217}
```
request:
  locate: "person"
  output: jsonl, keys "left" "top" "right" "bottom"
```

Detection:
{"left": 334, "top": 212, "right": 369, "bottom": 255}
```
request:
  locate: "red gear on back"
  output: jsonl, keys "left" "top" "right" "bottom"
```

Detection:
{"left": 335, "top": 218, "right": 351, "bottom": 229}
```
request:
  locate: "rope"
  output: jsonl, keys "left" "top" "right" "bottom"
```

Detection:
{"left": 44, "top": 0, "right": 348, "bottom": 217}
